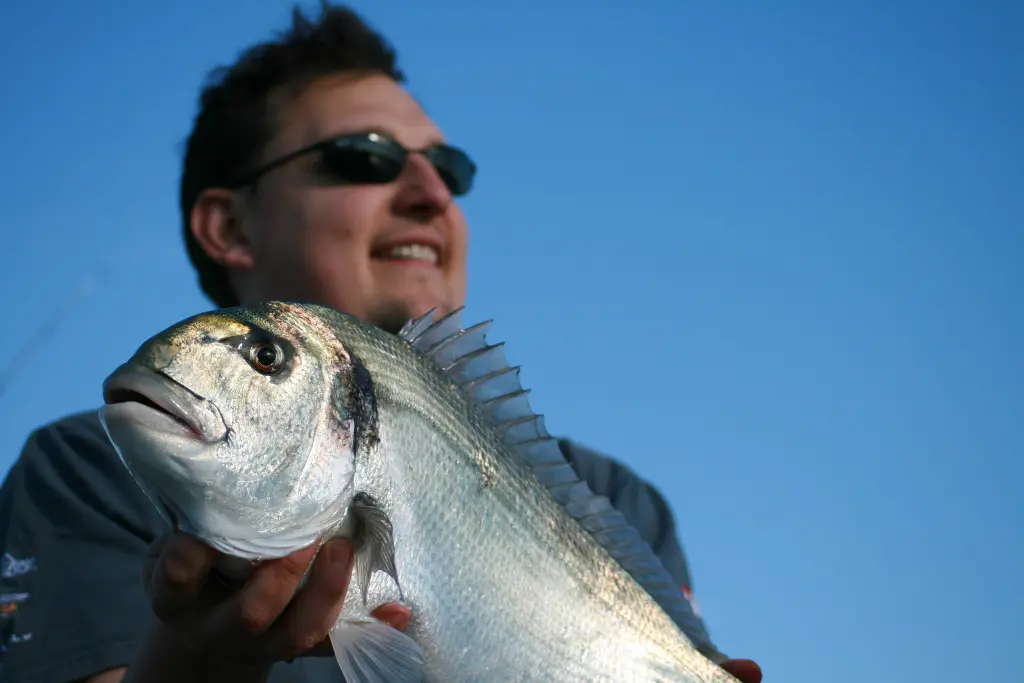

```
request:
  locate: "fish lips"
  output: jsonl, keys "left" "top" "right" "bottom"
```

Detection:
{"left": 102, "top": 364, "right": 227, "bottom": 444}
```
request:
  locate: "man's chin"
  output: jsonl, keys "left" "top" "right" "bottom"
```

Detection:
{"left": 369, "top": 305, "right": 414, "bottom": 334}
{"left": 366, "top": 298, "right": 452, "bottom": 335}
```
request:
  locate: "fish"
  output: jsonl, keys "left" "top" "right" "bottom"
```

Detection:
{"left": 98, "top": 301, "right": 739, "bottom": 683}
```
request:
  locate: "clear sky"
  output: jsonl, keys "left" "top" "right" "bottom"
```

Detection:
{"left": 1, "top": 1, "right": 1021, "bottom": 682}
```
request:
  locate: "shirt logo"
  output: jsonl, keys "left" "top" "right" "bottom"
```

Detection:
{"left": 0, "top": 594, "right": 28, "bottom": 617}
{"left": 1, "top": 554, "right": 36, "bottom": 579}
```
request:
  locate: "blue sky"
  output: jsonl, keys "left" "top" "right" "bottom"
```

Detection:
{"left": 1, "top": 1, "right": 1021, "bottom": 681}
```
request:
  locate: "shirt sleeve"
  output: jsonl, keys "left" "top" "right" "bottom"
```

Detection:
{"left": 0, "top": 411, "right": 167, "bottom": 683}
{"left": 558, "top": 438, "right": 725, "bottom": 658}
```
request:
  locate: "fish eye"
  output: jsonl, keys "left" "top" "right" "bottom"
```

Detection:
{"left": 249, "top": 343, "right": 284, "bottom": 374}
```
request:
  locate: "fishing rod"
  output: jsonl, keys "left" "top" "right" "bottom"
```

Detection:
{"left": 0, "top": 265, "right": 108, "bottom": 402}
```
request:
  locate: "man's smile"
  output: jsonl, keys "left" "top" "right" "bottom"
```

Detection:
{"left": 373, "top": 242, "right": 440, "bottom": 266}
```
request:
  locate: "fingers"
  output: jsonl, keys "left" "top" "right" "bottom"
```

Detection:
{"left": 370, "top": 602, "right": 411, "bottom": 631}
{"left": 720, "top": 659, "right": 763, "bottom": 683}
{"left": 149, "top": 533, "right": 219, "bottom": 621}
{"left": 205, "top": 542, "right": 322, "bottom": 644}
{"left": 142, "top": 532, "right": 411, "bottom": 667}
{"left": 260, "top": 538, "right": 355, "bottom": 660}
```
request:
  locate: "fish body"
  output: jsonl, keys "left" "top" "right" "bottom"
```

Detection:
{"left": 99, "top": 301, "right": 738, "bottom": 683}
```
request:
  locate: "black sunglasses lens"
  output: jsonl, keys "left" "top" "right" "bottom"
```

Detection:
{"left": 428, "top": 146, "right": 476, "bottom": 196}
{"left": 320, "top": 135, "right": 476, "bottom": 196}
{"left": 321, "top": 140, "right": 404, "bottom": 185}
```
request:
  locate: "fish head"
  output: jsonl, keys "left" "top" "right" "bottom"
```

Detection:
{"left": 99, "top": 302, "right": 370, "bottom": 560}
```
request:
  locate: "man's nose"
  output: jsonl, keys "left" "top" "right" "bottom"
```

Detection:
{"left": 391, "top": 153, "right": 452, "bottom": 221}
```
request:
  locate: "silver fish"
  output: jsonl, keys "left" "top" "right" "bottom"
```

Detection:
{"left": 99, "top": 301, "right": 738, "bottom": 683}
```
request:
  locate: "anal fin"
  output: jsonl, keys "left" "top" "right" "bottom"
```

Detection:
{"left": 329, "top": 617, "right": 425, "bottom": 683}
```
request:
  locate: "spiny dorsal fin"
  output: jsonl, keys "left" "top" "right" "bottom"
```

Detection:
{"left": 398, "top": 308, "right": 718, "bottom": 656}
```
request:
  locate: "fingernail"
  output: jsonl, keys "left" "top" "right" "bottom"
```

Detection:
{"left": 163, "top": 543, "right": 207, "bottom": 586}
{"left": 371, "top": 602, "right": 412, "bottom": 631}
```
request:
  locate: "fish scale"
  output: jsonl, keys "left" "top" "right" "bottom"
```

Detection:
{"left": 99, "top": 302, "right": 739, "bottom": 683}
{"left": 336, "top": 310, "right": 732, "bottom": 682}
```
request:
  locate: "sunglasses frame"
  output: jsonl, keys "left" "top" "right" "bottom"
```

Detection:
{"left": 226, "top": 131, "right": 477, "bottom": 196}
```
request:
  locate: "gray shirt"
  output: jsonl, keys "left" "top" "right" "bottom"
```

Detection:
{"left": 0, "top": 409, "right": 716, "bottom": 683}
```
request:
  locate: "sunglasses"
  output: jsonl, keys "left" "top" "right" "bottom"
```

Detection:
{"left": 227, "top": 131, "right": 477, "bottom": 196}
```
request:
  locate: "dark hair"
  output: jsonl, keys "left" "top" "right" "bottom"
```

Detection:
{"left": 179, "top": 2, "right": 405, "bottom": 307}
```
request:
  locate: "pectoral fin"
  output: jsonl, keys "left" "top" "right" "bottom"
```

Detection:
{"left": 339, "top": 492, "right": 403, "bottom": 606}
{"left": 329, "top": 617, "right": 425, "bottom": 683}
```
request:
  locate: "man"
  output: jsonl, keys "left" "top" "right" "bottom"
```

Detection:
{"left": 0, "top": 4, "right": 762, "bottom": 683}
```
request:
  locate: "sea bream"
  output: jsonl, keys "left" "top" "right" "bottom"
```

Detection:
{"left": 98, "top": 301, "right": 738, "bottom": 683}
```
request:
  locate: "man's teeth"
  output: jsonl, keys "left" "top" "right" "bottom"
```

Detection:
{"left": 381, "top": 244, "right": 439, "bottom": 264}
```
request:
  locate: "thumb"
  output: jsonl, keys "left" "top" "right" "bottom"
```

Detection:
{"left": 721, "top": 658, "right": 763, "bottom": 683}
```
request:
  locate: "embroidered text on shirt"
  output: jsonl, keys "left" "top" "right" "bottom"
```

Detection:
{"left": 1, "top": 554, "right": 36, "bottom": 579}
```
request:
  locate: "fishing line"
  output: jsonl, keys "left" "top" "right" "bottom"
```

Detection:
{"left": 0, "top": 265, "right": 109, "bottom": 402}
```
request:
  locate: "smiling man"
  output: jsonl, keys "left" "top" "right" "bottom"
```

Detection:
{"left": 0, "top": 4, "right": 762, "bottom": 683}
{"left": 193, "top": 75, "right": 472, "bottom": 328}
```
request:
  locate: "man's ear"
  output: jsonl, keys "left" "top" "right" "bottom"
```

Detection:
{"left": 189, "top": 188, "right": 255, "bottom": 270}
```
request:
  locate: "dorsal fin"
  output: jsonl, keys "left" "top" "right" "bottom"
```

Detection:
{"left": 398, "top": 308, "right": 719, "bottom": 658}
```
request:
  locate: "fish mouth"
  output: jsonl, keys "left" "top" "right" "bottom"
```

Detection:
{"left": 102, "top": 364, "right": 226, "bottom": 444}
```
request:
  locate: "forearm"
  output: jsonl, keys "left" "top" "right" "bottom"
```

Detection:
{"left": 120, "top": 623, "right": 273, "bottom": 683}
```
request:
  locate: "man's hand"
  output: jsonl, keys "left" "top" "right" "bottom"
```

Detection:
{"left": 127, "top": 531, "right": 409, "bottom": 682}
{"left": 721, "top": 658, "right": 763, "bottom": 683}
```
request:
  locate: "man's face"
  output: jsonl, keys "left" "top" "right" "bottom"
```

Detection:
{"left": 197, "top": 73, "right": 470, "bottom": 330}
